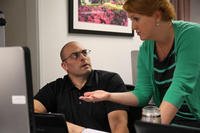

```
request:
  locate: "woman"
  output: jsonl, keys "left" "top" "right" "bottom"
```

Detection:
{"left": 80, "top": 0, "right": 200, "bottom": 127}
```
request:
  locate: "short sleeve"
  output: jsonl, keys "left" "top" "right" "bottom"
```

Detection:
{"left": 34, "top": 82, "right": 57, "bottom": 112}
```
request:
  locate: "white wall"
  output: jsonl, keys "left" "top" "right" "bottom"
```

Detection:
{"left": 37, "top": 0, "right": 200, "bottom": 88}
{"left": 0, "top": 0, "right": 40, "bottom": 93}
{"left": 38, "top": 0, "right": 142, "bottom": 87}
{"left": 1, "top": 0, "right": 199, "bottom": 92}
{"left": 0, "top": 0, "right": 26, "bottom": 46}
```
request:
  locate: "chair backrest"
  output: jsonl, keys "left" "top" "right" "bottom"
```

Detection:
{"left": 131, "top": 50, "right": 138, "bottom": 85}
{"left": 125, "top": 84, "right": 142, "bottom": 133}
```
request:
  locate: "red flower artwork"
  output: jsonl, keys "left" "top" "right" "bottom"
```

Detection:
{"left": 78, "top": 0, "right": 128, "bottom": 26}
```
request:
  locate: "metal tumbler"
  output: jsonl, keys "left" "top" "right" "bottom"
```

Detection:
{"left": 141, "top": 105, "right": 161, "bottom": 124}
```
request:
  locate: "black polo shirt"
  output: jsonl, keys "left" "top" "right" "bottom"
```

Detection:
{"left": 34, "top": 70, "right": 128, "bottom": 132}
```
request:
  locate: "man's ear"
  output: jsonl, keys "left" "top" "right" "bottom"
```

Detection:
{"left": 61, "top": 62, "right": 68, "bottom": 72}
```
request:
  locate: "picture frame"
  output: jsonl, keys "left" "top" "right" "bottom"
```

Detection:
{"left": 68, "top": 0, "right": 134, "bottom": 37}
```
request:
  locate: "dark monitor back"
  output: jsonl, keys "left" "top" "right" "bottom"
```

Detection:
{"left": 0, "top": 47, "right": 35, "bottom": 133}
{"left": 134, "top": 120, "right": 200, "bottom": 133}
{"left": 34, "top": 113, "right": 68, "bottom": 133}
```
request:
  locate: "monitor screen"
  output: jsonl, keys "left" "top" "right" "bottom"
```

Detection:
{"left": 0, "top": 47, "right": 35, "bottom": 133}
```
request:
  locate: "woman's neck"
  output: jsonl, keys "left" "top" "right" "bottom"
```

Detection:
{"left": 155, "top": 21, "right": 174, "bottom": 45}
{"left": 155, "top": 22, "right": 174, "bottom": 61}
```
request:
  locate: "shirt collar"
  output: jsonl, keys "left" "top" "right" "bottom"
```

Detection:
{"left": 64, "top": 70, "right": 97, "bottom": 91}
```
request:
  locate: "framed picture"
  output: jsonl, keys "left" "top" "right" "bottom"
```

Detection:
{"left": 69, "top": 0, "right": 133, "bottom": 37}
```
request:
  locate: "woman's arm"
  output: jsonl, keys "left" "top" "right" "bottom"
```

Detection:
{"left": 80, "top": 90, "right": 138, "bottom": 106}
{"left": 159, "top": 101, "right": 178, "bottom": 124}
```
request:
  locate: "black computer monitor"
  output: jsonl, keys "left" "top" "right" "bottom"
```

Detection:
{"left": 34, "top": 113, "right": 69, "bottom": 133}
{"left": 0, "top": 47, "right": 35, "bottom": 133}
{"left": 134, "top": 120, "right": 200, "bottom": 133}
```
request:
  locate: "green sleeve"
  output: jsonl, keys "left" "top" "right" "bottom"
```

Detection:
{"left": 163, "top": 26, "right": 200, "bottom": 108}
{"left": 132, "top": 42, "right": 153, "bottom": 106}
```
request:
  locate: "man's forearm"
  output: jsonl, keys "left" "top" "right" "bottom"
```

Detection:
{"left": 34, "top": 99, "right": 47, "bottom": 113}
{"left": 66, "top": 121, "right": 85, "bottom": 133}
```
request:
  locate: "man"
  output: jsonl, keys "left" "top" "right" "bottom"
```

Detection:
{"left": 34, "top": 41, "right": 129, "bottom": 133}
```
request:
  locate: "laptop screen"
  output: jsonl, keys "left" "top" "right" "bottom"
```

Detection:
{"left": 0, "top": 47, "right": 35, "bottom": 133}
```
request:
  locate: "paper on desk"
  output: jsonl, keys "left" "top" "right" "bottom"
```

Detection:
{"left": 82, "top": 128, "right": 109, "bottom": 133}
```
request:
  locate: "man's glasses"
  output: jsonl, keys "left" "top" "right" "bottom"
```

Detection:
{"left": 62, "top": 49, "right": 91, "bottom": 62}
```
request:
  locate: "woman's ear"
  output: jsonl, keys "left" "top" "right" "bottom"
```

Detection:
{"left": 153, "top": 10, "right": 162, "bottom": 22}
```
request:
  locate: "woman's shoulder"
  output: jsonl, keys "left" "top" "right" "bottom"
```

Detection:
{"left": 173, "top": 20, "right": 200, "bottom": 52}
{"left": 172, "top": 20, "right": 200, "bottom": 26}
{"left": 173, "top": 20, "right": 200, "bottom": 33}
{"left": 173, "top": 20, "right": 200, "bottom": 43}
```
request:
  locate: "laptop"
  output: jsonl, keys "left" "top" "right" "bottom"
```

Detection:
{"left": 34, "top": 113, "right": 69, "bottom": 133}
{"left": 134, "top": 120, "right": 200, "bottom": 133}
{"left": 0, "top": 47, "right": 35, "bottom": 133}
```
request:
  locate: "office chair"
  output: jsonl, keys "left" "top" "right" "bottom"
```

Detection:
{"left": 125, "top": 84, "right": 142, "bottom": 133}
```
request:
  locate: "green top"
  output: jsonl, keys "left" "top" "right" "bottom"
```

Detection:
{"left": 132, "top": 20, "right": 200, "bottom": 119}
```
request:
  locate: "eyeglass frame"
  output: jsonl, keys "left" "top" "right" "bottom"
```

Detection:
{"left": 62, "top": 49, "right": 91, "bottom": 62}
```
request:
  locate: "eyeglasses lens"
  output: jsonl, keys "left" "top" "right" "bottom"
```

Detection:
{"left": 71, "top": 49, "right": 91, "bottom": 60}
